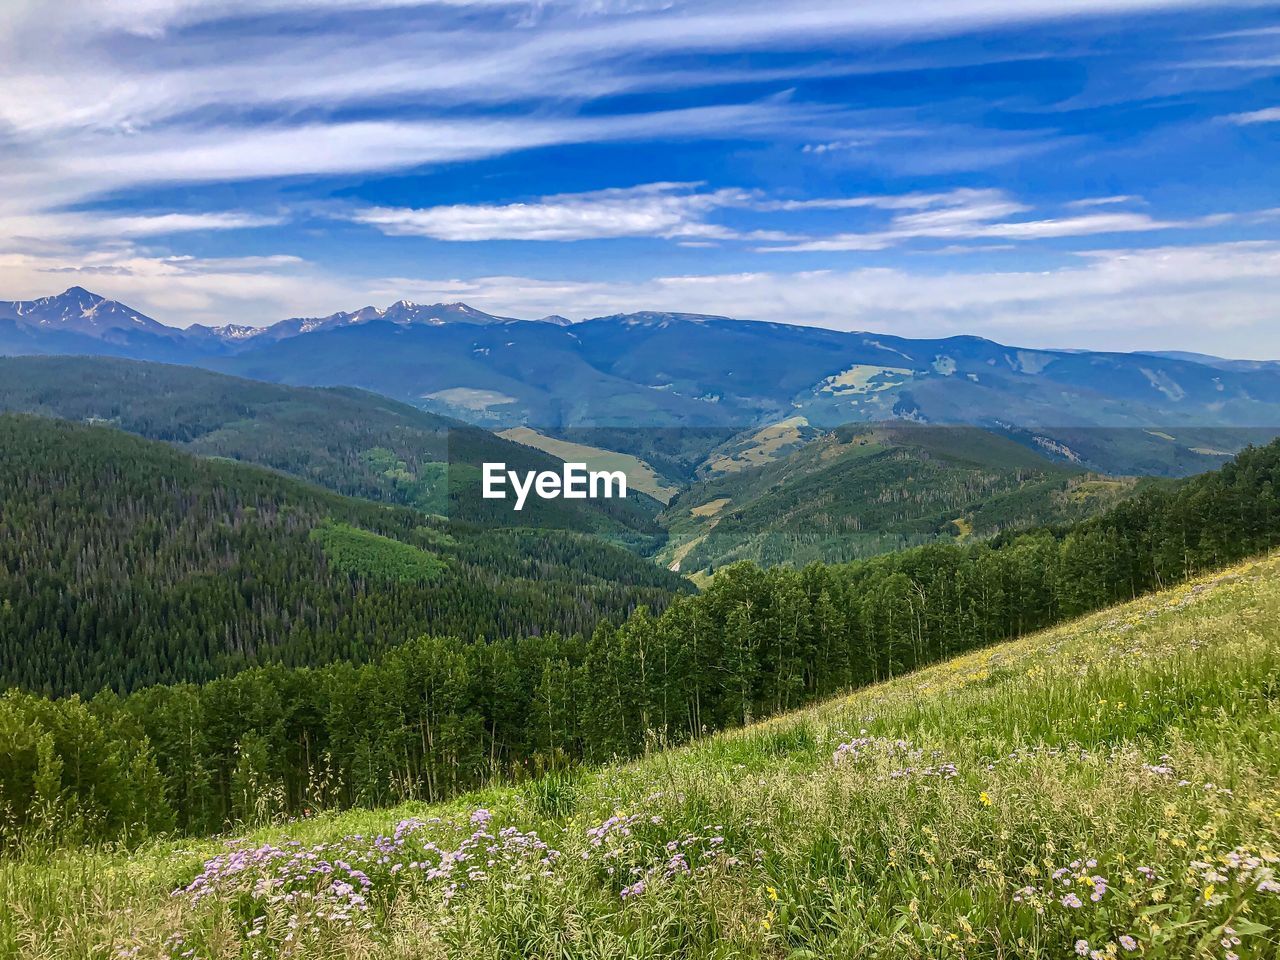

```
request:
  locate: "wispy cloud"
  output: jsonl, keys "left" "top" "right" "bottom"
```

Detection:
{"left": 347, "top": 184, "right": 1258, "bottom": 252}
{"left": 754, "top": 188, "right": 1022, "bottom": 213}
{"left": 5, "top": 102, "right": 820, "bottom": 205}
{"left": 0, "top": 0, "right": 1263, "bottom": 193}
{"left": 0, "top": 211, "right": 286, "bottom": 249}
{"left": 352, "top": 183, "right": 755, "bottom": 242}
{"left": 758, "top": 190, "right": 1235, "bottom": 252}
{"left": 1226, "top": 105, "right": 1280, "bottom": 124}
{"left": 6, "top": 238, "right": 1280, "bottom": 356}
{"left": 1065, "top": 195, "right": 1142, "bottom": 208}
{"left": 366, "top": 240, "right": 1280, "bottom": 355}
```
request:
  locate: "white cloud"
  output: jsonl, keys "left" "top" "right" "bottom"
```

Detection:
{"left": 758, "top": 190, "right": 1234, "bottom": 252}
{"left": 0, "top": 211, "right": 285, "bottom": 248}
{"left": 352, "top": 183, "right": 755, "bottom": 242}
{"left": 0, "top": 102, "right": 821, "bottom": 212}
{"left": 1226, "top": 106, "right": 1280, "bottom": 124}
{"left": 352, "top": 185, "right": 1191, "bottom": 248}
{"left": 366, "top": 241, "right": 1280, "bottom": 356}
{"left": 5, "top": 238, "right": 1280, "bottom": 356}
{"left": 0, "top": 247, "right": 346, "bottom": 328}
{"left": 0, "top": 0, "right": 1263, "bottom": 196}
{"left": 1065, "top": 195, "right": 1142, "bottom": 207}
{"left": 756, "top": 188, "right": 1014, "bottom": 213}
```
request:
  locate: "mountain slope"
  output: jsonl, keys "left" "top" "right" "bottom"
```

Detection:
{"left": 0, "top": 286, "right": 173, "bottom": 339}
{"left": 8, "top": 548, "right": 1280, "bottom": 958}
{"left": 660, "top": 422, "right": 1152, "bottom": 573}
{"left": 0, "top": 414, "right": 686, "bottom": 695}
{"left": 208, "top": 318, "right": 732, "bottom": 430}
{"left": 0, "top": 356, "right": 666, "bottom": 549}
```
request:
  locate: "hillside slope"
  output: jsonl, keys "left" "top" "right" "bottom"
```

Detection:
{"left": 0, "top": 356, "right": 665, "bottom": 549}
{"left": 7, "top": 552, "right": 1280, "bottom": 958}
{"left": 661, "top": 423, "right": 1151, "bottom": 573}
{"left": 0, "top": 414, "right": 685, "bottom": 695}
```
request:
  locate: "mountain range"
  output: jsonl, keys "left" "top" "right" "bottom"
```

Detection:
{"left": 4, "top": 287, "right": 1279, "bottom": 476}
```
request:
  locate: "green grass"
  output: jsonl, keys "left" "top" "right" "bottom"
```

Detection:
{"left": 498, "top": 427, "right": 682, "bottom": 503}
{"left": 6, "top": 554, "right": 1280, "bottom": 958}
{"left": 309, "top": 520, "right": 450, "bottom": 583}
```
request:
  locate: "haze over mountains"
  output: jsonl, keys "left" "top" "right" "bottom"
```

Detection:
{"left": 4, "top": 287, "right": 1279, "bottom": 477}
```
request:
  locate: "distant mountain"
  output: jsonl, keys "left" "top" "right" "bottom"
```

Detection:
{"left": 247, "top": 299, "right": 519, "bottom": 345}
{"left": 658, "top": 422, "right": 1157, "bottom": 575}
{"left": 3, "top": 288, "right": 1280, "bottom": 476}
{"left": 0, "top": 286, "right": 174, "bottom": 339}
{"left": 1136, "top": 350, "right": 1280, "bottom": 373}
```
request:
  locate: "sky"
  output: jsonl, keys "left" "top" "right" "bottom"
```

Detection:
{"left": 0, "top": 0, "right": 1278, "bottom": 355}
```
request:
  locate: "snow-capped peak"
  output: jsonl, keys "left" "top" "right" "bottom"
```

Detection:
{"left": 0, "top": 287, "right": 172, "bottom": 338}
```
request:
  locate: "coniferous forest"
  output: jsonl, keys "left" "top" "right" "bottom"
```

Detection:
{"left": 4, "top": 430, "right": 1279, "bottom": 849}
{"left": 0, "top": 414, "right": 684, "bottom": 697}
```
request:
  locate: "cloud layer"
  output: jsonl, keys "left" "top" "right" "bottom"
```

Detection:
{"left": 0, "top": 0, "right": 1276, "bottom": 357}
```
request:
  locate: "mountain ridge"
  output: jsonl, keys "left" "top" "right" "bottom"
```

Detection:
{"left": 5, "top": 287, "right": 1280, "bottom": 477}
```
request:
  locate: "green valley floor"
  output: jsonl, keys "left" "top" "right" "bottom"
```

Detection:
{"left": 6, "top": 555, "right": 1280, "bottom": 959}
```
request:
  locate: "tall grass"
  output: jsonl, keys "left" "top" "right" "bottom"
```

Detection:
{"left": 5, "top": 557, "right": 1280, "bottom": 959}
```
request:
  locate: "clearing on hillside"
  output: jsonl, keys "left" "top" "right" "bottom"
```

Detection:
{"left": 499, "top": 426, "right": 681, "bottom": 503}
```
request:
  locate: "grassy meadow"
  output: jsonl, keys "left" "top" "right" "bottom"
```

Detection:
{"left": 6, "top": 554, "right": 1280, "bottom": 959}
{"left": 497, "top": 428, "right": 682, "bottom": 503}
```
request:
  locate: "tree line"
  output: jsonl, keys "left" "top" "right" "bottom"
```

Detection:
{"left": 4, "top": 438, "right": 1279, "bottom": 850}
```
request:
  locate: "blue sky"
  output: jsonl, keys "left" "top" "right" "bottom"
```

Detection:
{"left": 0, "top": 0, "right": 1278, "bottom": 354}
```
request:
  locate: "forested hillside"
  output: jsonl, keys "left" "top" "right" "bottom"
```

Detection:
{"left": 5, "top": 436, "right": 1279, "bottom": 846}
{"left": 661, "top": 423, "right": 1152, "bottom": 573}
{"left": 0, "top": 356, "right": 665, "bottom": 550}
{"left": 0, "top": 415, "right": 685, "bottom": 696}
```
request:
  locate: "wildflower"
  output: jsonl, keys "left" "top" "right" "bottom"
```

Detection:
{"left": 1062, "top": 893, "right": 1083, "bottom": 908}
{"left": 979, "top": 791, "right": 992, "bottom": 807}
{"left": 1119, "top": 935, "right": 1138, "bottom": 951}
{"left": 766, "top": 886, "right": 779, "bottom": 902}
{"left": 1075, "top": 939, "right": 1090, "bottom": 956}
